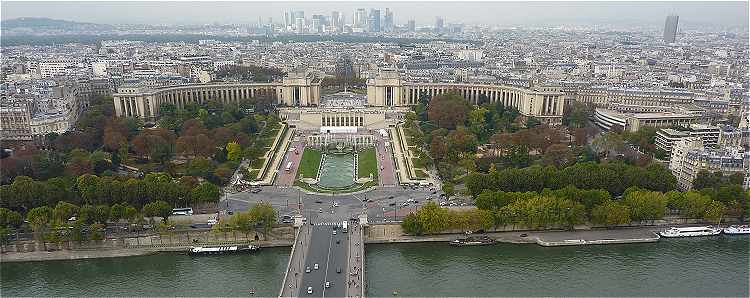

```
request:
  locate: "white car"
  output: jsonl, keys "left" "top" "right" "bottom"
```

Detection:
{"left": 325, "top": 281, "right": 330, "bottom": 288}
{"left": 305, "top": 267, "right": 311, "bottom": 273}
{"left": 333, "top": 230, "right": 337, "bottom": 235}
{"left": 314, "top": 263, "right": 319, "bottom": 270}
{"left": 307, "top": 287, "right": 313, "bottom": 294}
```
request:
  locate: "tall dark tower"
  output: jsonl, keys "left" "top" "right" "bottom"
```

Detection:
{"left": 663, "top": 15, "right": 679, "bottom": 43}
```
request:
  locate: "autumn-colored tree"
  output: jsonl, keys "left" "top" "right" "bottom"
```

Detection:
{"left": 446, "top": 127, "right": 478, "bottom": 158}
{"left": 102, "top": 119, "right": 128, "bottom": 152}
{"left": 131, "top": 129, "right": 174, "bottom": 162}
{"left": 542, "top": 144, "right": 575, "bottom": 168}
{"left": 212, "top": 127, "right": 235, "bottom": 146}
{"left": 66, "top": 149, "right": 92, "bottom": 176}
{"left": 429, "top": 135, "right": 448, "bottom": 161}
{"left": 427, "top": 93, "right": 470, "bottom": 129}
{"left": 488, "top": 132, "right": 513, "bottom": 156}
{"left": 181, "top": 119, "right": 208, "bottom": 137}
{"left": 194, "top": 134, "right": 216, "bottom": 157}
{"left": 213, "top": 165, "right": 234, "bottom": 185}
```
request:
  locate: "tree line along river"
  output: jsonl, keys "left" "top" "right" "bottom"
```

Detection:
{"left": 2, "top": 236, "right": 747, "bottom": 297}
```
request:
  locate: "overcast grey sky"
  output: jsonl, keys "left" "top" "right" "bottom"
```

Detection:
{"left": 1, "top": 1, "right": 748, "bottom": 28}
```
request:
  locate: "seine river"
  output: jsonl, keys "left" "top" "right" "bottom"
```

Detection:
{"left": 2, "top": 236, "right": 748, "bottom": 297}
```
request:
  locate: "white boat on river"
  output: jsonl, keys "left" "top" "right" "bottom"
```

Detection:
{"left": 660, "top": 226, "right": 721, "bottom": 238}
{"left": 723, "top": 225, "right": 750, "bottom": 235}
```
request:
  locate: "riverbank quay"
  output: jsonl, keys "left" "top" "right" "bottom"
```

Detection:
{"left": 0, "top": 239, "right": 294, "bottom": 263}
{"left": 0, "top": 226, "right": 296, "bottom": 263}
{"left": 364, "top": 223, "right": 679, "bottom": 247}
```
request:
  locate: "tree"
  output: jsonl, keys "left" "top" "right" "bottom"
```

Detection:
{"left": 66, "top": 149, "right": 92, "bottom": 176}
{"left": 0, "top": 208, "right": 23, "bottom": 229}
{"left": 429, "top": 135, "right": 449, "bottom": 161}
{"left": 427, "top": 93, "right": 470, "bottom": 129}
{"left": 468, "top": 108, "right": 489, "bottom": 142}
{"left": 226, "top": 142, "right": 242, "bottom": 161}
{"left": 228, "top": 211, "right": 255, "bottom": 237}
{"left": 704, "top": 200, "right": 725, "bottom": 224}
{"left": 187, "top": 157, "right": 215, "bottom": 178}
{"left": 416, "top": 202, "right": 450, "bottom": 234}
{"left": 142, "top": 200, "right": 172, "bottom": 223}
{"left": 31, "top": 151, "right": 66, "bottom": 180}
{"left": 442, "top": 182, "right": 455, "bottom": 197}
{"left": 76, "top": 174, "right": 101, "bottom": 204}
{"left": 90, "top": 150, "right": 110, "bottom": 174}
{"left": 622, "top": 190, "right": 667, "bottom": 221}
{"left": 0, "top": 208, "right": 22, "bottom": 245}
{"left": 563, "top": 102, "right": 591, "bottom": 128}
{"left": 591, "top": 200, "right": 631, "bottom": 227}
{"left": 8, "top": 176, "right": 46, "bottom": 211}
{"left": 192, "top": 182, "right": 221, "bottom": 204}
{"left": 194, "top": 134, "right": 216, "bottom": 157}
{"left": 542, "top": 144, "right": 575, "bottom": 168}
{"left": 401, "top": 213, "right": 422, "bottom": 235}
{"left": 94, "top": 205, "right": 111, "bottom": 224}
{"left": 525, "top": 117, "right": 541, "bottom": 128}
{"left": 213, "top": 165, "right": 234, "bottom": 185}
{"left": 249, "top": 202, "right": 276, "bottom": 237}
{"left": 123, "top": 205, "right": 139, "bottom": 223}
{"left": 591, "top": 132, "right": 625, "bottom": 159}
{"left": 488, "top": 132, "right": 513, "bottom": 156}
{"left": 110, "top": 203, "right": 125, "bottom": 222}
{"left": 103, "top": 119, "right": 128, "bottom": 152}
{"left": 26, "top": 206, "right": 53, "bottom": 245}
{"left": 212, "top": 127, "right": 236, "bottom": 146}
{"left": 78, "top": 204, "right": 96, "bottom": 224}
{"left": 52, "top": 201, "right": 79, "bottom": 225}
{"left": 131, "top": 129, "right": 174, "bottom": 162}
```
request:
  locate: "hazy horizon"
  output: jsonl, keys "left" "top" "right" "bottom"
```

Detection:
{"left": 1, "top": 1, "right": 748, "bottom": 29}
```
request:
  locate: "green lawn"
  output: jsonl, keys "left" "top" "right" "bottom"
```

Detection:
{"left": 357, "top": 148, "right": 378, "bottom": 181}
{"left": 299, "top": 148, "right": 323, "bottom": 178}
{"left": 250, "top": 157, "right": 266, "bottom": 169}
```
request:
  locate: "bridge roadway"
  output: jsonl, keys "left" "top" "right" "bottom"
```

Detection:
{"left": 280, "top": 220, "right": 364, "bottom": 297}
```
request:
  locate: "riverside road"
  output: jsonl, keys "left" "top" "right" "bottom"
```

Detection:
{"left": 225, "top": 186, "right": 437, "bottom": 224}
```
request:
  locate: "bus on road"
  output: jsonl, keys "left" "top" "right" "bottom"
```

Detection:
{"left": 172, "top": 208, "right": 193, "bottom": 216}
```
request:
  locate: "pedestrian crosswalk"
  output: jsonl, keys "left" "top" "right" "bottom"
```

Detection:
{"left": 314, "top": 222, "right": 342, "bottom": 226}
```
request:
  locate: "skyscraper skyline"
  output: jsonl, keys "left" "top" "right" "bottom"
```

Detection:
{"left": 368, "top": 9, "right": 381, "bottom": 32}
{"left": 384, "top": 8, "right": 394, "bottom": 32}
{"left": 664, "top": 15, "right": 679, "bottom": 43}
{"left": 435, "top": 16, "right": 444, "bottom": 33}
{"left": 354, "top": 8, "right": 366, "bottom": 29}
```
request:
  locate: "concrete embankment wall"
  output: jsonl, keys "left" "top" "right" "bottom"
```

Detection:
{"left": 0, "top": 226, "right": 295, "bottom": 262}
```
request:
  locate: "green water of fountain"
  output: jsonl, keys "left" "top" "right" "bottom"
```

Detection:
{"left": 317, "top": 153, "right": 355, "bottom": 188}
